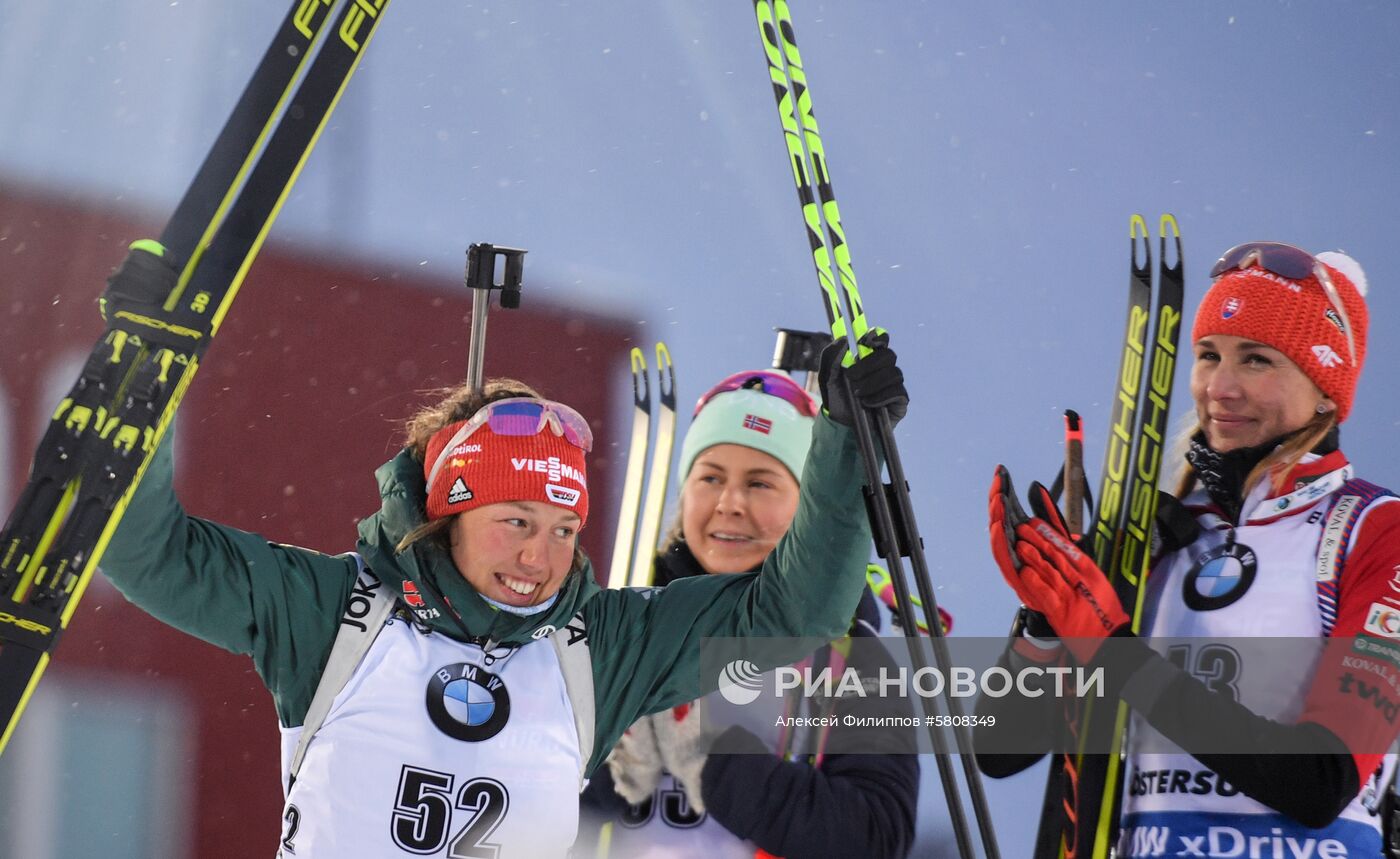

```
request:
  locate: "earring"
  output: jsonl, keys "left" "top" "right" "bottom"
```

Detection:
{"left": 1316, "top": 403, "right": 1329, "bottom": 414}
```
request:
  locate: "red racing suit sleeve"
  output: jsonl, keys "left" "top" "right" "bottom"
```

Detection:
{"left": 1300, "top": 498, "right": 1400, "bottom": 789}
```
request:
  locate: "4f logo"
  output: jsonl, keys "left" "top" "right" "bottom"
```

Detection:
{"left": 1312, "top": 344, "right": 1343, "bottom": 368}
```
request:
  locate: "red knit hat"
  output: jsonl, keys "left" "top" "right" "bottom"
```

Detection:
{"left": 1192, "top": 248, "right": 1369, "bottom": 422}
{"left": 422, "top": 410, "right": 590, "bottom": 525}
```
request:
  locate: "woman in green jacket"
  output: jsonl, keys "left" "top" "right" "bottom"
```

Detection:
{"left": 100, "top": 333, "right": 906, "bottom": 858}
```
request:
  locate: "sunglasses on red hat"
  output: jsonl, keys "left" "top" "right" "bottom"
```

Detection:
{"left": 693, "top": 370, "right": 818, "bottom": 418}
{"left": 426, "top": 398, "right": 593, "bottom": 492}
{"left": 1209, "top": 241, "right": 1357, "bottom": 366}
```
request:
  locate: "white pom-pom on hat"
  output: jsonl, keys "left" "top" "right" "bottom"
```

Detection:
{"left": 1317, "top": 251, "right": 1368, "bottom": 297}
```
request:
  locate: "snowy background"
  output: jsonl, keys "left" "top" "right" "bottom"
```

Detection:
{"left": 2, "top": 1, "right": 1399, "bottom": 855}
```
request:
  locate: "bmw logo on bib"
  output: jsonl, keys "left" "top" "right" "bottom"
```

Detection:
{"left": 1183, "top": 542, "right": 1258, "bottom": 611}
{"left": 427, "top": 663, "right": 511, "bottom": 741}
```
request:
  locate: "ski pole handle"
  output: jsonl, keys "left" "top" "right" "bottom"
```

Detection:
{"left": 463, "top": 243, "right": 527, "bottom": 393}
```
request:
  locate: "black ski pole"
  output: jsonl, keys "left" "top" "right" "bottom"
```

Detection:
{"left": 749, "top": 2, "right": 1001, "bottom": 855}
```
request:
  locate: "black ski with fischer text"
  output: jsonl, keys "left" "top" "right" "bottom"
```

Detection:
{"left": 1033, "top": 214, "right": 1185, "bottom": 859}
{"left": 0, "top": 0, "right": 391, "bottom": 755}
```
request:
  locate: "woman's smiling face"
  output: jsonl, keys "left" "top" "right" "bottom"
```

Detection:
{"left": 680, "top": 444, "right": 800, "bottom": 575}
{"left": 449, "top": 500, "right": 580, "bottom": 607}
{"left": 1191, "top": 334, "right": 1331, "bottom": 452}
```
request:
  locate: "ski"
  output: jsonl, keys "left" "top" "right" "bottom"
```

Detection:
{"left": 1031, "top": 216, "right": 1153, "bottom": 859}
{"left": 1035, "top": 215, "right": 1184, "bottom": 859}
{"left": 604, "top": 342, "right": 676, "bottom": 590}
{"left": 750, "top": 2, "right": 999, "bottom": 856}
{"left": 0, "top": 0, "right": 392, "bottom": 756}
{"left": 607, "top": 347, "right": 651, "bottom": 589}
{"left": 629, "top": 343, "right": 676, "bottom": 588}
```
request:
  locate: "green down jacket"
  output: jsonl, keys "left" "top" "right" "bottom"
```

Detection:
{"left": 101, "top": 413, "right": 872, "bottom": 776}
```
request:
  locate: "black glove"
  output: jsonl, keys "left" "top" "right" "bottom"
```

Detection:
{"left": 818, "top": 330, "right": 909, "bottom": 428}
{"left": 100, "top": 240, "right": 179, "bottom": 326}
{"left": 1018, "top": 607, "right": 1059, "bottom": 640}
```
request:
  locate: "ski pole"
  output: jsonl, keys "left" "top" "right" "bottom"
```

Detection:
{"left": 748, "top": 3, "right": 984, "bottom": 851}
{"left": 1063, "top": 410, "right": 1087, "bottom": 540}
{"left": 775, "top": 329, "right": 950, "bottom": 641}
{"left": 750, "top": 2, "right": 1001, "bottom": 855}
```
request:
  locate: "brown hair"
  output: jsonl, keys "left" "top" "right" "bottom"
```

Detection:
{"left": 661, "top": 505, "right": 685, "bottom": 554}
{"left": 402, "top": 378, "right": 542, "bottom": 461}
{"left": 394, "top": 378, "right": 587, "bottom": 574}
{"left": 1171, "top": 409, "right": 1338, "bottom": 500}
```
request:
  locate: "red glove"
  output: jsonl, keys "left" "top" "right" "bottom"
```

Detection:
{"left": 988, "top": 465, "right": 1129, "bottom": 662}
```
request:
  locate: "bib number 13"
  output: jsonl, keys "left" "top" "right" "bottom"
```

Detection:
{"left": 392, "top": 765, "right": 510, "bottom": 857}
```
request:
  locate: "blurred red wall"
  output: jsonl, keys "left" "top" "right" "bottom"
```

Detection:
{"left": 0, "top": 183, "right": 634, "bottom": 855}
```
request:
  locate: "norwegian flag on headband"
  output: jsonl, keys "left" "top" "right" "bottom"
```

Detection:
{"left": 743, "top": 413, "right": 773, "bottom": 435}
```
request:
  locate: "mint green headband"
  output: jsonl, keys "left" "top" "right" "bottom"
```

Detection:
{"left": 678, "top": 387, "right": 815, "bottom": 484}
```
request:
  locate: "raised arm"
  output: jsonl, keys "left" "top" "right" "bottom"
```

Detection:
{"left": 101, "top": 435, "right": 356, "bottom": 725}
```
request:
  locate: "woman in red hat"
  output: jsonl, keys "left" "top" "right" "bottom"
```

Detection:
{"left": 985, "top": 243, "right": 1400, "bottom": 856}
{"left": 99, "top": 329, "right": 907, "bottom": 858}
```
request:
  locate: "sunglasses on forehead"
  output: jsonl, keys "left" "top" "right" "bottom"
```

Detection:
{"left": 426, "top": 398, "right": 593, "bottom": 492}
{"left": 693, "top": 370, "right": 819, "bottom": 418}
{"left": 1209, "top": 241, "right": 1358, "bottom": 367}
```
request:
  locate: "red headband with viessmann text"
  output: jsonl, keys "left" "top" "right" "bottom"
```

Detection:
{"left": 422, "top": 420, "right": 589, "bottom": 525}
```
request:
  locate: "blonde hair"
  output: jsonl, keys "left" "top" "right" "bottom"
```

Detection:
{"left": 393, "top": 378, "right": 587, "bottom": 575}
{"left": 1171, "top": 409, "right": 1338, "bottom": 500}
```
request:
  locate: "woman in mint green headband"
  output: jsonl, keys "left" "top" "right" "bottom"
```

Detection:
{"left": 670, "top": 370, "right": 818, "bottom": 579}
{"left": 577, "top": 369, "right": 919, "bottom": 859}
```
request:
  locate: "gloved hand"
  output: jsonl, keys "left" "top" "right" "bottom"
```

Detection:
{"left": 988, "top": 465, "right": 1129, "bottom": 663}
{"left": 100, "top": 240, "right": 179, "bottom": 326}
{"left": 651, "top": 699, "right": 721, "bottom": 814}
{"left": 604, "top": 714, "right": 665, "bottom": 805}
{"left": 818, "top": 329, "right": 909, "bottom": 429}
